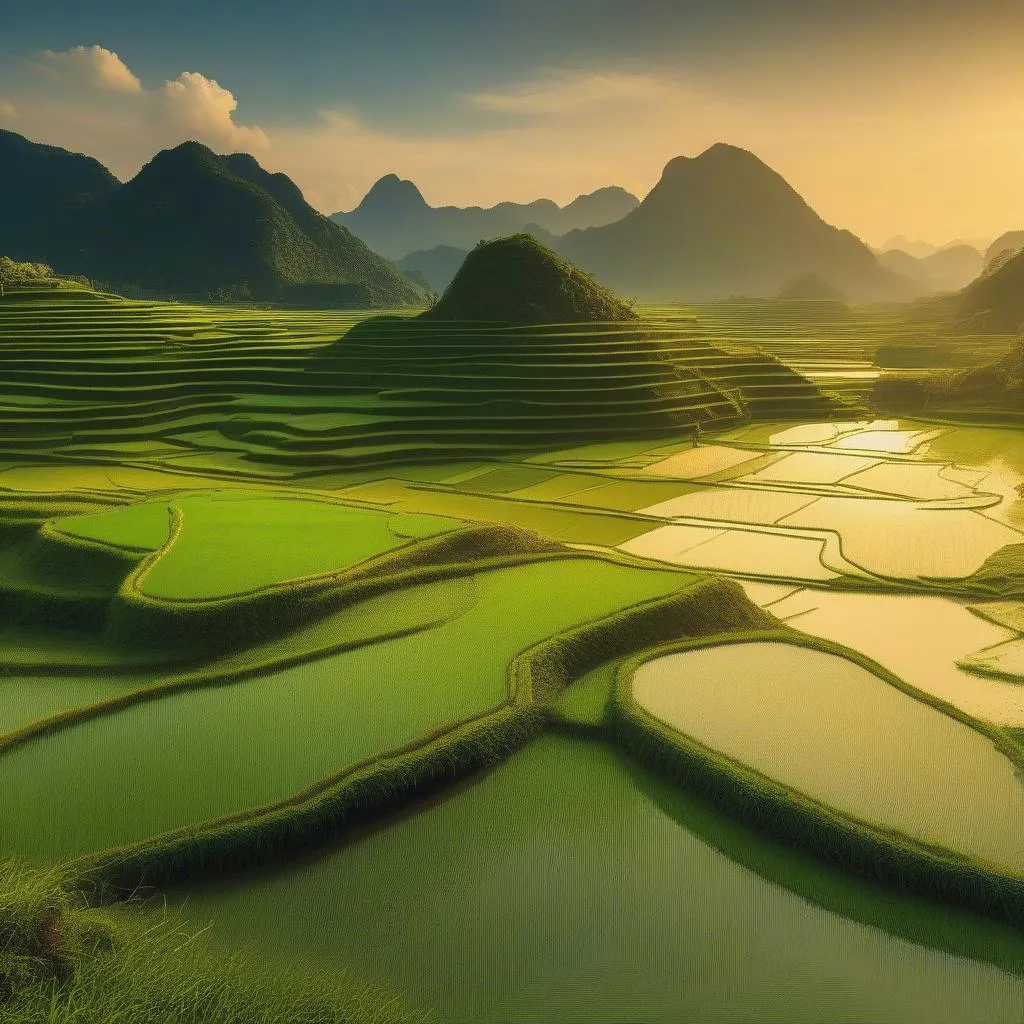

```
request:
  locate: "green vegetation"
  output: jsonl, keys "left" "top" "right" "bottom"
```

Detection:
{"left": 4, "top": 286, "right": 1024, "bottom": 1021}
{"left": 0, "top": 131, "right": 426, "bottom": 306}
{"left": 874, "top": 339, "right": 1024, "bottom": 423}
{"left": 421, "top": 233, "right": 638, "bottom": 323}
{"left": 169, "top": 736, "right": 1024, "bottom": 1024}
{"left": 134, "top": 494, "right": 459, "bottom": 600}
{"left": 0, "top": 860, "right": 419, "bottom": 1024}
{"left": 0, "top": 258, "right": 90, "bottom": 297}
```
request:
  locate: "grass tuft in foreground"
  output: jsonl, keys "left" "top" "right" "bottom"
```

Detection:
{"left": 0, "top": 860, "right": 421, "bottom": 1024}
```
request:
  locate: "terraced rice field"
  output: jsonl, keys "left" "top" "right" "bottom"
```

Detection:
{"left": 632, "top": 642, "right": 1024, "bottom": 873}
{"left": 0, "top": 290, "right": 837, "bottom": 478}
{"left": 5, "top": 287, "right": 1024, "bottom": 1022}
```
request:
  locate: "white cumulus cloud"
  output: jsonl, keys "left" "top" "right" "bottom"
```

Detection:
{"left": 159, "top": 72, "right": 269, "bottom": 152}
{"left": 41, "top": 45, "right": 142, "bottom": 94}
{"left": 9, "top": 47, "right": 268, "bottom": 177}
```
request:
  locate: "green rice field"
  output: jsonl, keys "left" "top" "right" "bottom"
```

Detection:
{"left": 4, "top": 287, "right": 1024, "bottom": 1022}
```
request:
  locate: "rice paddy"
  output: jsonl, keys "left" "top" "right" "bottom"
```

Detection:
{"left": 632, "top": 642, "right": 1024, "bottom": 873}
{"left": 4, "top": 286, "right": 1024, "bottom": 1021}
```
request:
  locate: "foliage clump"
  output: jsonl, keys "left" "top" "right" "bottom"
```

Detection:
{"left": 420, "top": 233, "right": 638, "bottom": 324}
{"left": 0, "top": 859, "right": 420, "bottom": 1024}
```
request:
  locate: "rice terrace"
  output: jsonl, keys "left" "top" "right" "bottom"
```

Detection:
{"left": 4, "top": 6, "right": 1024, "bottom": 1022}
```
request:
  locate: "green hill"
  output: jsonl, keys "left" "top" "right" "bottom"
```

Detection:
{"left": 0, "top": 131, "right": 426, "bottom": 306}
{"left": 317, "top": 236, "right": 836, "bottom": 445}
{"left": 0, "top": 128, "right": 119, "bottom": 268}
{"left": 79, "top": 142, "right": 426, "bottom": 304}
{"left": 421, "top": 234, "right": 637, "bottom": 324}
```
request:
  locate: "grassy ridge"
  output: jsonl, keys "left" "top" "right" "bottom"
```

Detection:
{"left": 62, "top": 576, "right": 751, "bottom": 892}
{"left": 0, "top": 859, "right": 421, "bottom": 1023}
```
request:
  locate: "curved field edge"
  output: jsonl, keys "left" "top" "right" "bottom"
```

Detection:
{"left": 612, "top": 630, "right": 1024, "bottom": 926}
{"left": 63, "top": 576, "right": 765, "bottom": 893}
{"left": 0, "top": 524, "right": 566, "bottom": 752}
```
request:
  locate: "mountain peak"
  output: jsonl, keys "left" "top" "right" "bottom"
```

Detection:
{"left": 660, "top": 143, "right": 770, "bottom": 181}
{"left": 355, "top": 174, "right": 429, "bottom": 213}
{"left": 138, "top": 141, "right": 224, "bottom": 181}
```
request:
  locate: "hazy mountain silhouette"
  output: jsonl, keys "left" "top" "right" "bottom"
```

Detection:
{"left": 421, "top": 234, "right": 637, "bottom": 323}
{"left": 0, "top": 131, "right": 425, "bottom": 305}
{"left": 953, "top": 247, "right": 1024, "bottom": 333}
{"left": 879, "top": 244, "right": 983, "bottom": 294}
{"left": 397, "top": 245, "right": 469, "bottom": 293}
{"left": 0, "top": 128, "right": 120, "bottom": 267}
{"left": 985, "top": 231, "right": 1024, "bottom": 269}
{"left": 776, "top": 274, "right": 847, "bottom": 302}
{"left": 332, "top": 177, "right": 639, "bottom": 259}
{"left": 879, "top": 236, "right": 939, "bottom": 259}
{"left": 556, "top": 144, "right": 910, "bottom": 301}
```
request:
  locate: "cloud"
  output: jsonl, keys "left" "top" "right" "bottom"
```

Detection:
{"left": 4, "top": 48, "right": 1024, "bottom": 244}
{"left": 8, "top": 47, "right": 267, "bottom": 176}
{"left": 41, "top": 45, "right": 141, "bottom": 94}
{"left": 468, "top": 71, "right": 673, "bottom": 115}
{"left": 0, "top": 100, "right": 16, "bottom": 119}
{"left": 159, "top": 72, "right": 268, "bottom": 152}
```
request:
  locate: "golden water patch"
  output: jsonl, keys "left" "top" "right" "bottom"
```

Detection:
{"left": 637, "top": 487, "right": 815, "bottom": 525}
{"left": 633, "top": 642, "right": 1024, "bottom": 872}
{"left": 641, "top": 445, "right": 762, "bottom": 480}
{"left": 742, "top": 452, "right": 880, "bottom": 486}
{"left": 841, "top": 463, "right": 982, "bottom": 502}
{"left": 763, "top": 589, "right": 1024, "bottom": 725}
{"left": 781, "top": 498, "right": 1022, "bottom": 579}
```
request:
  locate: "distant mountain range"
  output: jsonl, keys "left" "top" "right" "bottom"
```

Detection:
{"left": 396, "top": 245, "right": 469, "bottom": 294}
{"left": 554, "top": 143, "right": 911, "bottom": 302}
{"left": 331, "top": 178, "right": 639, "bottom": 259}
{"left": 5, "top": 126, "right": 1013, "bottom": 308}
{"left": 879, "top": 235, "right": 992, "bottom": 260}
{"left": 878, "top": 244, "right": 984, "bottom": 294}
{"left": 0, "top": 130, "right": 425, "bottom": 306}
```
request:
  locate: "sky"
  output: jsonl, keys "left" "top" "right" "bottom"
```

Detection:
{"left": 1, "top": 0, "right": 1023, "bottom": 246}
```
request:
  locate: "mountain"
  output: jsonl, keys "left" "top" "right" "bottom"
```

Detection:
{"left": 917, "top": 244, "right": 984, "bottom": 291}
{"left": 878, "top": 249, "right": 924, "bottom": 279}
{"left": 396, "top": 245, "right": 469, "bottom": 293}
{"left": 332, "top": 179, "right": 639, "bottom": 259}
{"left": 880, "top": 244, "right": 983, "bottom": 294}
{"left": 953, "top": 247, "right": 1024, "bottom": 333}
{"left": 985, "top": 231, "right": 1024, "bottom": 269}
{"left": 0, "top": 128, "right": 120, "bottom": 266}
{"left": 421, "top": 234, "right": 637, "bottom": 323}
{"left": 0, "top": 132, "right": 425, "bottom": 305}
{"left": 556, "top": 144, "right": 910, "bottom": 301}
{"left": 880, "top": 236, "right": 939, "bottom": 259}
{"left": 318, "top": 235, "right": 835, "bottom": 445}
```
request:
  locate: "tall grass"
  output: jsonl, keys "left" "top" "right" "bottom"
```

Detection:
{"left": 0, "top": 860, "right": 423, "bottom": 1024}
